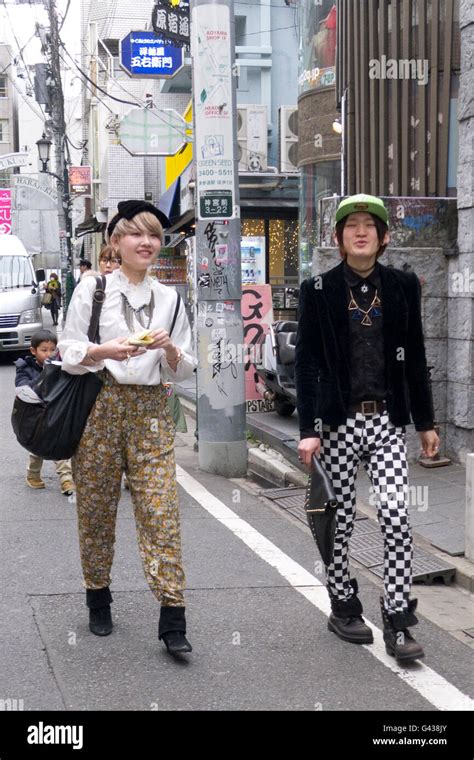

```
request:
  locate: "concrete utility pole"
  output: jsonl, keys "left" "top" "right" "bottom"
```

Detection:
{"left": 190, "top": 0, "right": 247, "bottom": 477}
{"left": 43, "top": 0, "right": 74, "bottom": 314}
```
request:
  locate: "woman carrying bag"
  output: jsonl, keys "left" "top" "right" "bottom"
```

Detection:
{"left": 58, "top": 200, "right": 197, "bottom": 656}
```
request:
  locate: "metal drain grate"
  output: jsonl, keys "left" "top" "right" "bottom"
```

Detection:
{"left": 370, "top": 548, "right": 456, "bottom": 585}
{"left": 261, "top": 486, "right": 306, "bottom": 502}
{"left": 352, "top": 518, "right": 380, "bottom": 535}
{"left": 350, "top": 533, "right": 384, "bottom": 553}
{"left": 351, "top": 547, "right": 385, "bottom": 568}
{"left": 261, "top": 486, "right": 457, "bottom": 585}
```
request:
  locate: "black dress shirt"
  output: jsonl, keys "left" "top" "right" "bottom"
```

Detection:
{"left": 344, "top": 262, "right": 386, "bottom": 402}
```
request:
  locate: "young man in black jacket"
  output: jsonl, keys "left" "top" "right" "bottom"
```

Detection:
{"left": 295, "top": 194, "right": 439, "bottom": 662}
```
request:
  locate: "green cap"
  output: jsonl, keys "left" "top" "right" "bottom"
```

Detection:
{"left": 335, "top": 194, "right": 389, "bottom": 224}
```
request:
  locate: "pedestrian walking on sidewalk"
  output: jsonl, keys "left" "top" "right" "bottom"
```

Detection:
{"left": 98, "top": 245, "right": 121, "bottom": 276}
{"left": 45, "top": 273, "right": 61, "bottom": 326}
{"left": 14, "top": 330, "right": 75, "bottom": 497}
{"left": 295, "top": 194, "right": 439, "bottom": 662}
{"left": 58, "top": 200, "right": 197, "bottom": 656}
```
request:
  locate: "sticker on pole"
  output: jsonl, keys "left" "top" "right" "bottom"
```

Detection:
{"left": 199, "top": 191, "right": 233, "bottom": 219}
{"left": 191, "top": 4, "right": 236, "bottom": 221}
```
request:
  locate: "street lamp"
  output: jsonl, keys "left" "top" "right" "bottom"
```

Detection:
{"left": 36, "top": 134, "right": 64, "bottom": 184}
{"left": 36, "top": 134, "right": 52, "bottom": 173}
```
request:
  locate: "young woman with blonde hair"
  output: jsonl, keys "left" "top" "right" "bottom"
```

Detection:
{"left": 59, "top": 200, "right": 196, "bottom": 655}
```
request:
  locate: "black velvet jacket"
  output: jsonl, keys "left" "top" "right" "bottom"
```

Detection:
{"left": 295, "top": 261, "right": 435, "bottom": 438}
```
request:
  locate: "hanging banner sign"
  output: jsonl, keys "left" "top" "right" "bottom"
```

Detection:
{"left": 68, "top": 166, "right": 92, "bottom": 197}
{"left": 0, "top": 152, "right": 29, "bottom": 171}
{"left": 191, "top": 3, "right": 235, "bottom": 220}
{"left": 120, "top": 30, "right": 184, "bottom": 78}
{"left": 151, "top": 0, "right": 190, "bottom": 48}
{"left": 0, "top": 189, "right": 12, "bottom": 234}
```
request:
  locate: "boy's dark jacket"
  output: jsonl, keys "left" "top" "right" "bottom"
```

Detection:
{"left": 14, "top": 355, "right": 43, "bottom": 387}
{"left": 295, "top": 261, "right": 435, "bottom": 438}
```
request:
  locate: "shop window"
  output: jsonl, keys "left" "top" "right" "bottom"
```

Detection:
{"left": 241, "top": 219, "right": 265, "bottom": 285}
{"left": 242, "top": 219, "right": 264, "bottom": 237}
{"left": 269, "top": 219, "right": 299, "bottom": 286}
{"left": 0, "top": 120, "right": 9, "bottom": 142}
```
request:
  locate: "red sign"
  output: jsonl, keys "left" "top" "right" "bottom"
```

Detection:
{"left": 68, "top": 166, "right": 92, "bottom": 197}
{"left": 242, "top": 284, "right": 274, "bottom": 411}
{"left": 0, "top": 189, "right": 11, "bottom": 234}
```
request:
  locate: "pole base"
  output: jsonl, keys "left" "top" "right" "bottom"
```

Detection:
{"left": 198, "top": 440, "right": 248, "bottom": 478}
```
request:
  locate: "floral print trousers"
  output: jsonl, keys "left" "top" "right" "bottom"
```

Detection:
{"left": 72, "top": 370, "right": 185, "bottom": 606}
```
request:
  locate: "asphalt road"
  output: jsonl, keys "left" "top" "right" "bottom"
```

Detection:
{"left": 0, "top": 347, "right": 473, "bottom": 717}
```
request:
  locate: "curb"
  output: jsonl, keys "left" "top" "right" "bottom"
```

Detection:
{"left": 248, "top": 440, "right": 474, "bottom": 594}
{"left": 175, "top": 389, "right": 474, "bottom": 592}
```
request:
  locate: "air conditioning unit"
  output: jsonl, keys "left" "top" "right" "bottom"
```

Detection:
{"left": 279, "top": 105, "right": 299, "bottom": 173}
{"left": 237, "top": 105, "right": 268, "bottom": 172}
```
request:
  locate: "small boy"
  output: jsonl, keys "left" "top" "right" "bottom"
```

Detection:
{"left": 14, "top": 330, "right": 75, "bottom": 496}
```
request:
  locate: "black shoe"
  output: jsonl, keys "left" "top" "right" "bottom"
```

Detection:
{"left": 161, "top": 631, "right": 192, "bottom": 654}
{"left": 327, "top": 579, "right": 374, "bottom": 645}
{"left": 86, "top": 587, "right": 113, "bottom": 636}
{"left": 327, "top": 613, "right": 374, "bottom": 644}
{"left": 380, "top": 598, "right": 424, "bottom": 662}
{"left": 89, "top": 606, "right": 113, "bottom": 636}
{"left": 158, "top": 605, "right": 192, "bottom": 654}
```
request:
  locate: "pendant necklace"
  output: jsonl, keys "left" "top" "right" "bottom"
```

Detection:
{"left": 348, "top": 288, "right": 381, "bottom": 326}
{"left": 121, "top": 291, "right": 155, "bottom": 332}
{"left": 121, "top": 291, "right": 155, "bottom": 375}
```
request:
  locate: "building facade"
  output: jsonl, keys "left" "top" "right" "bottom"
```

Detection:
{"left": 299, "top": 0, "right": 472, "bottom": 465}
{"left": 79, "top": 0, "right": 301, "bottom": 314}
{"left": 0, "top": 44, "right": 19, "bottom": 186}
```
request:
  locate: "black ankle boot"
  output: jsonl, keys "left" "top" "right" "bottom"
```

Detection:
{"left": 86, "top": 587, "right": 113, "bottom": 636}
{"left": 380, "top": 598, "right": 424, "bottom": 662}
{"left": 159, "top": 606, "right": 192, "bottom": 654}
{"left": 328, "top": 579, "right": 374, "bottom": 644}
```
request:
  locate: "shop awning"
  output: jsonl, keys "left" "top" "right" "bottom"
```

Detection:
{"left": 240, "top": 198, "right": 298, "bottom": 210}
{"left": 75, "top": 215, "right": 106, "bottom": 238}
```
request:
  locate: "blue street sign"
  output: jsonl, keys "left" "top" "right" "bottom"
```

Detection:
{"left": 120, "top": 31, "right": 184, "bottom": 79}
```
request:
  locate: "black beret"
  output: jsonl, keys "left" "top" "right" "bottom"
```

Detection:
{"left": 107, "top": 200, "right": 170, "bottom": 238}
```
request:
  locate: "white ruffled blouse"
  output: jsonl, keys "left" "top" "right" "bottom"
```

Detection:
{"left": 58, "top": 269, "right": 197, "bottom": 385}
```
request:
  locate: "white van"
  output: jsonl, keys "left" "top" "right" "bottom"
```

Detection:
{"left": 0, "top": 234, "right": 45, "bottom": 353}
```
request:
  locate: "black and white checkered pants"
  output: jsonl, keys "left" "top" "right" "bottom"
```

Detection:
{"left": 320, "top": 412, "right": 411, "bottom": 614}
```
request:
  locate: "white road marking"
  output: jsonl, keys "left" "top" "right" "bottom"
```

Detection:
{"left": 177, "top": 464, "right": 474, "bottom": 712}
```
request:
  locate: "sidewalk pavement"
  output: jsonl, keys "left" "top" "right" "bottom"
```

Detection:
{"left": 176, "top": 377, "right": 474, "bottom": 593}
{"left": 1, "top": 358, "right": 473, "bottom": 711}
